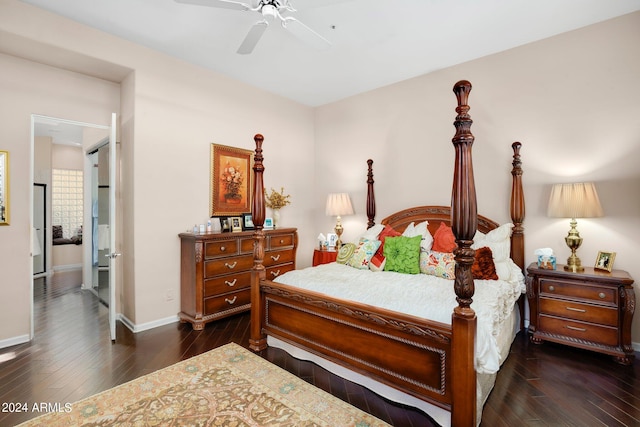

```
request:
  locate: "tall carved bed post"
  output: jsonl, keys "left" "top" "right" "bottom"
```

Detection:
{"left": 450, "top": 80, "right": 477, "bottom": 427}
{"left": 250, "top": 134, "right": 267, "bottom": 351}
{"left": 366, "top": 159, "right": 376, "bottom": 229}
{"left": 510, "top": 141, "right": 525, "bottom": 271}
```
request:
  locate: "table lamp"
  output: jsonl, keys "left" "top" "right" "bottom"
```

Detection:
{"left": 547, "top": 182, "right": 603, "bottom": 272}
{"left": 325, "top": 193, "right": 354, "bottom": 249}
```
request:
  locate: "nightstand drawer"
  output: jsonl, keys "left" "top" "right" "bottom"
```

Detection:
{"left": 539, "top": 297, "right": 618, "bottom": 327}
{"left": 539, "top": 315, "right": 618, "bottom": 347}
{"left": 540, "top": 279, "right": 616, "bottom": 305}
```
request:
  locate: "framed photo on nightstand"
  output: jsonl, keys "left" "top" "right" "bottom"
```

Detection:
{"left": 595, "top": 251, "right": 615, "bottom": 272}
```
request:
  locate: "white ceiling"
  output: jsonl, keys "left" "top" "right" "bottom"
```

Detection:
{"left": 18, "top": 0, "right": 640, "bottom": 107}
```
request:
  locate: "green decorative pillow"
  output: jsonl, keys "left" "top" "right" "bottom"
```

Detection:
{"left": 383, "top": 235, "right": 421, "bottom": 274}
{"left": 336, "top": 243, "right": 356, "bottom": 264}
{"left": 346, "top": 239, "right": 381, "bottom": 269}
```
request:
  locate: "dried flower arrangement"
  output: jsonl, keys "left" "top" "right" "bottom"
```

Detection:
{"left": 265, "top": 187, "right": 291, "bottom": 209}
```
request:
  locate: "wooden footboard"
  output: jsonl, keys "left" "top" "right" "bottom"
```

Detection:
{"left": 261, "top": 281, "right": 454, "bottom": 409}
{"left": 250, "top": 81, "right": 525, "bottom": 427}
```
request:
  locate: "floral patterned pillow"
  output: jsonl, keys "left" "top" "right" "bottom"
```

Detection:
{"left": 346, "top": 239, "right": 381, "bottom": 269}
{"left": 420, "top": 250, "right": 456, "bottom": 279}
{"left": 383, "top": 235, "right": 421, "bottom": 274}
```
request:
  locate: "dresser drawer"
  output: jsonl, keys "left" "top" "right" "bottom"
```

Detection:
{"left": 539, "top": 314, "right": 618, "bottom": 347}
{"left": 539, "top": 279, "right": 616, "bottom": 305}
{"left": 270, "top": 233, "right": 295, "bottom": 249}
{"left": 204, "top": 240, "right": 239, "bottom": 259}
{"left": 204, "top": 255, "right": 253, "bottom": 277}
{"left": 266, "top": 263, "right": 294, "bottom": 281}
{"left": 204, "top": 289, "right": 251, "bottom": 315}
{"left": 539, "top": 297, "right": 618, "bottom": 327}
{"left": 204, "top": 271, "right": 251, "bottom": 297}
{"left": 264, "top": 249, "right": 295, "bottom": 267}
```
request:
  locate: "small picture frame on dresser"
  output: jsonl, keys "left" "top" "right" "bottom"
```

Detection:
{"left": 243, "top": 213, "right": 255, "bottom": 231}
{"left": 264, "top": 217, "right": 274, "bottom": 230}
{"left": 230, "top": 216, "right": 243, "bottom": 232}
{"left": 595, "top": 251, "right": 615, "bottom": 272}
{"left": 220, "top": 217, "right": 230, "bottom": 232}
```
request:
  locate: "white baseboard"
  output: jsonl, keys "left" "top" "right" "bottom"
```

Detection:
{"left": 118, "top": 313, "right": 179, "bottom": 333}
{"left": 0, "top": 334, "right": 30, "bottom": 350}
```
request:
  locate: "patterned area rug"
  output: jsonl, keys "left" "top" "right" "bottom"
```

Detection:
{"left": 18, "top": 343, "right": 391, "bottom": 426}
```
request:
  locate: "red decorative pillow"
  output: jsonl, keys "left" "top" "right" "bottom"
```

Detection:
{"left": 472, "top": 246, "right": 499, "bottom": 280}
{"left": 375, "top": 224, "right": 401, "bottom": 258}
{"left": 432, "top": 222, "right": 457, "bottom": 252}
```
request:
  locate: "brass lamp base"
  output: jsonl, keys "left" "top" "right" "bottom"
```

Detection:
{"left": 563, "top": 218, "right": 584, "bottom": 273}
{"left": 334, "top": 216, "right": 344, "bottom": 249}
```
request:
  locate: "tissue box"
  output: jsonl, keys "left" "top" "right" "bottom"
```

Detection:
{"left": 537, "top": 255, "right": 556, "bottom": 270}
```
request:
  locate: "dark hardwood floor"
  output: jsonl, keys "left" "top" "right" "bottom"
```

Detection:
{"left": 1, "top": 271, "right": 638, "bottom": 426}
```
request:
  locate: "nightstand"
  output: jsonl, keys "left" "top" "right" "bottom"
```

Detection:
{"left": 527, "top": 263, "right": 635, "bottom": 364}
{"left": 312, "top": 248, "right": 337, "bottom": 266}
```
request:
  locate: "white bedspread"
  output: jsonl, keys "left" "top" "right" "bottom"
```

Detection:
{"left": 274, "top": 260, "right": 525, "bottom": 374}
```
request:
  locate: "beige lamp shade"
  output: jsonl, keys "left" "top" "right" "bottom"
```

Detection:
{"left": 325, "top": 193, "right": 354, "bottom": 217}
{"left": 547, "top": 182, "right": 603, "bottom": 219}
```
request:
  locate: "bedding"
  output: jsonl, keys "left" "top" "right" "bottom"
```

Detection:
{"left": 275, "top": 261, "right": 524, "bottom": 374}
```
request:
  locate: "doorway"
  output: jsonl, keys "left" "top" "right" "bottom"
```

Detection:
{"left": 31, "top": 114, "right": 117, "bottom": 340}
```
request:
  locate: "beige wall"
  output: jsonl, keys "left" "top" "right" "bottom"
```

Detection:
{"left": 0, "top": 0, "right": 638, "bottom": 348}
{"left": 315, "top": 12, "right": 640, "bottom": 346}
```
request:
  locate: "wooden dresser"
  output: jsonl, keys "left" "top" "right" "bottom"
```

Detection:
{"left": 526, "top": 263, "right": 635, "bottom": 364}
{"left": 179, "top": 228, "right": 297, "bottom": 330}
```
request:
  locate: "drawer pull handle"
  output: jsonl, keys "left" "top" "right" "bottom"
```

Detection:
{"left": 280, "top": 239, "right": 284, "bottom": 244}
{"left": 270, "top": 269, "right": 281, "bottom": 277}
{"left": 225, "top": 261, "right": 237, "bottom": 269}
{"left": 566, "top": 325, "right": 586, "bottom": 332}
{"left": 566, "top": 307, "right": 586, "bottom": 313}
{"left": 220, "top": 246, "right": 226, "bottom": 252}
{"left": 599, "top": 292, "right": 606, "bottom": 299}
{"left": 271, "top": 254, "right": 281, "bottom": 261}
{"left": 225, "top": 296, "right": 237, "bottom": 305}
{"left": 548, "top": 285, "right": 555, "bottom": 292}
{"left": 225, "top": 279, "right": 237, "bottom": 287}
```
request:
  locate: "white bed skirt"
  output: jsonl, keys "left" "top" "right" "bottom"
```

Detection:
{"left": 267, "top": 303, "right": 521, "bottom": 427}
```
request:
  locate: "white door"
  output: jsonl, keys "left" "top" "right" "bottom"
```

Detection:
{"left": 108, "top": 113, "right": 118, "bottom": 341}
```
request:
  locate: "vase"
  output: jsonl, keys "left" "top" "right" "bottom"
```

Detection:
{"left": 272, "top": 209, "right": 280, "bottom": 228}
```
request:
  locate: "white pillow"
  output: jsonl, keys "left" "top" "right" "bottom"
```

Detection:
{"left": 403, "top": 221, "right": 433, "bottom": 251}
{"left": 472, "top": 223, "right": 513, "bottom": 280}
{"left": 359, "top": 223, "right": 385, "bottom": 241}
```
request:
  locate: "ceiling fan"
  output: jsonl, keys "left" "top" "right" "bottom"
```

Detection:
{"left": 175, "top": 0, "right": 331, "bottom": 54}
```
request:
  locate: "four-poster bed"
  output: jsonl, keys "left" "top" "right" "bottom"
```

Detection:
{"left": 249, "top": 80, "right": 525, "bottom": 426}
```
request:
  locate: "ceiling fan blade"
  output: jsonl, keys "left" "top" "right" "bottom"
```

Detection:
{"left": 281, "top": 16, "right": 330, "bottom": 50}
{"left": 174, "top": 0, "right": 251, "bottom": 11}
{"left": 237, "top": 21, "right": 269, "bottom": 54}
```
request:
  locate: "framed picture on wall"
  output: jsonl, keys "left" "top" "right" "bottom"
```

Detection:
{"left": 210, "top": 144, "right": 253, "bottom": 217}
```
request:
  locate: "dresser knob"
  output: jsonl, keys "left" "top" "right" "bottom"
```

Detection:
{"left": 271, "top": 254, "right": 281, "bottom": 261}
{"left": 225, "top": 261, "right": 237, "bottom": 269}
{"left": 599, "top": 292, "right": 606, "bottom": 299}
{"left": 220, "top": 246, "right": 226, "bottom": 252}
{"left": 280, "top": 239, "right": 284, "bottom": 244}
{"left": 270, "top": 269, "right": 281, "bottom": 278}
{"left": 225, "top": 296, "right": 237, "bottom": 305}
{"left": 225, "top": 279, "right": 237, "bottom": 287}
{"left": 548, "top": 285, "right": 555, "bottom": 292}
